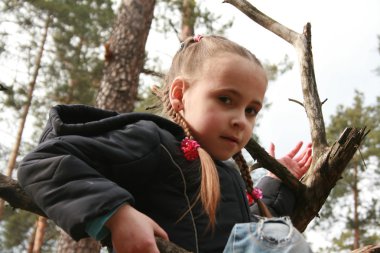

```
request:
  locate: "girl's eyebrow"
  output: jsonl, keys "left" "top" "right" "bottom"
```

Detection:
{"left": 215, "top": 88, "right": 263, "bottom": 107}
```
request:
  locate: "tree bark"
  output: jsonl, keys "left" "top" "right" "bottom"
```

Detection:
{"left": 246, "top": 127, "right": 368, "bottom": 232}
{"left": 96, "top": 0, "right": 156, "bottom": 113}
{"left": 180, "top": 0, "right": 195, "bottom": 41}
{"left": 32, "top": 216, "right": 47, "bottom": 253}
{"left": 351, "top": 245, "right": 380, "bottom": 253}
{"left": 57, "top": 229, "right": 101, "bottom": 253}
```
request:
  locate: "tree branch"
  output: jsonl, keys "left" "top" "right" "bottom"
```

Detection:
{"left": 245, "top": 138, "right": 305, "bottom": 194}
{"left": 0, "top": 173, "right": 45, "bottom": 217}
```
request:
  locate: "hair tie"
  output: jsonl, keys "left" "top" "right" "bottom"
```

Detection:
{"left": 246, "top": 188, "right": 263, "bottom": 205}
{"left": 181, "top": 137, "right": 200, "bottom": 161}
{"left": 193, "top": 34, "right": 203, "bottom": 42}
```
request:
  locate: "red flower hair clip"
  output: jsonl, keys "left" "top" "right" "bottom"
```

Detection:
{"left": 193, "top": 34, "right": 203, "bottom": 42}
{"left": 181, "top": 137, "right": 200, "bottom": 161}
{"left": 246, "top": 188, "right": 263, "bottom": 205}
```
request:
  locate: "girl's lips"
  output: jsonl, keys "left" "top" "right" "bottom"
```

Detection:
{"left": 221, "top": 136, "right": 239, "bottom": 144}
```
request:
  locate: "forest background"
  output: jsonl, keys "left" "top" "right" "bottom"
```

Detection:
{"left": 0, "top": 0, "right": 379, "bottom": 252}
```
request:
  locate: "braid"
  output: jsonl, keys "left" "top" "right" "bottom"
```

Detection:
{"left": 233, "top": 152, "right": 254, "bottom": 193}
{"left": 166, "top": 105, "right": 220, "bottom": 226}
{"left": 233, "top": 151, "right": 272, "bottom": 218}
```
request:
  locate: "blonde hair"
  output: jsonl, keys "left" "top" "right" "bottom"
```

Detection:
{"left": 154, "top": 35, "right": 267, "bottom": 225}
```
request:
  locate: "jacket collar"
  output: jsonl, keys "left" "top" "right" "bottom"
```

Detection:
{"left": 39, "top": 104, "right": 184, "bottom": 143}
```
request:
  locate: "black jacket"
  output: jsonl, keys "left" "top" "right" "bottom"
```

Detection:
{"left": 18, "top": 104, "right": 295, "bottom": 253}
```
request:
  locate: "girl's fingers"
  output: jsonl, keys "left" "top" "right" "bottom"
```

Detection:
{"left": 286, "top": 141, "right": 303, "bottom": 159}
{"left": 303, "top": 155, "right": 312, "bottom": 171}
{"left": 298, "top": 148, "right": 312, "bottom": 167}
{"left": 298, "top": 155, "right": 312, "bottom": 176}
{"left": 293, "top": 142, "right": 312, "bottom": 162}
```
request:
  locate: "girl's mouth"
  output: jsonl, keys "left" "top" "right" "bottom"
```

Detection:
{"left": 221, "top": 136, "right": 239, "bottom": 144}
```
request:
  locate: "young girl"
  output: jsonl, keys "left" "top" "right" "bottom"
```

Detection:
{"left": 17, "top": 35, "right": 312, "bottom": 253}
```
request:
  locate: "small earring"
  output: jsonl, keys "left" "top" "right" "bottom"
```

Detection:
{"left": 172, "top": 101, "right": 183, "bottom": 112}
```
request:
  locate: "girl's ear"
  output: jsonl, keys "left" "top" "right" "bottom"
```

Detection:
{"left": 169, "top": 77, "right": 186, "bottom": 112}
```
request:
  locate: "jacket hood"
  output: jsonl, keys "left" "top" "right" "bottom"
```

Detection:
{"left": 39, "top": 104, "right": 184, "bottom": 143}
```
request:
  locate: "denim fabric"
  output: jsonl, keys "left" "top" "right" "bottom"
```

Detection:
{"left": 223, "top": 217, "right": 313, "bottom": 253}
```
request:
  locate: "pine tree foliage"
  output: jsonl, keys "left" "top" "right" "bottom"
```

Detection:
{"left": 26, "top": 0, "right": 115, "bottom": 104}
{"left": 0, "top": 0, "right": 115, "bottom": 136}
{"left": 154, "top": 0, "right": 233, "bottom": 38}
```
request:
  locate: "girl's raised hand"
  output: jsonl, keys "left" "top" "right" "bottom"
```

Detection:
{"left": 268, "top": 141, "right": 312, "bottom": 179}
{"left": 105, "top": 204, "right": 169, "bottom": 253}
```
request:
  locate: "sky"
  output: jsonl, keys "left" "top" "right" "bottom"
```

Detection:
{"left": 147, "top": 0, "right": 380, "bottom": 157}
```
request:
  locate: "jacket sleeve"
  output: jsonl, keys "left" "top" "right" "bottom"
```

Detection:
{"left": 17, "top": 121, "right": 162, "bottom": 240}
{"left": 250, "top": 176, "right": 295, "bottom": 217}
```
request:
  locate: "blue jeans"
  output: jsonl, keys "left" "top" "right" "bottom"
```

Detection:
{"left": 223, "top": 217, "right": 313, "bottom": 253}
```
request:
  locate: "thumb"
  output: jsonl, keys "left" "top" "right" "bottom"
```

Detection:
{"left": 152, "top": 221, "right": 169, "bottom": 241}
{"left": 269, "top": 143, "right": 275, "bottom": 157}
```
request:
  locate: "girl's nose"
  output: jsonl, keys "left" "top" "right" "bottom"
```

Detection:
{"left": 231, "top": 113, "right": 246, "bottom": 130}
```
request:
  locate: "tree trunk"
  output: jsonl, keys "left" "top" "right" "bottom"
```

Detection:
{"left": 180, "top": 0, "right": 195, "bottom": 41}
{"left": 353, "top": 162, "right": 360, "bottom": 249}
{"left": 57, "top": 1, "right": 157, "bottom": 252}
{"left": 32, "top": 216, "right": 47, "bottom": 253}
{"left": 96, "top": 0, "right": 156, "bottom": 113}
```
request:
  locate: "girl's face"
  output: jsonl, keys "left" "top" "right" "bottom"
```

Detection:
{"left": 170, "top": 53, "right": 267, "bottom": 160}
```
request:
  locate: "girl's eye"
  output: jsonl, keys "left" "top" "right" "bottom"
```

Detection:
{"left": 245, "top": 107, "right": 258, "bottom": 117}
{"left": 219, "top": 96, "right": 232, "bottom": 104}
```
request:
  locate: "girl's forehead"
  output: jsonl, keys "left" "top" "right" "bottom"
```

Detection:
{"left": 191, "top": 54, "right": 267, "bottom": 97}
{"left": 202, "top": 54, "right": 266, "bottom": 80}
{"left": 203, "top": 53, "right": 257, "bottom": 69}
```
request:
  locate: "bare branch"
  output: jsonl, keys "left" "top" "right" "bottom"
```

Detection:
{"left": 245, "top": 138, "right": 305, "bottom": 194}
{"left": 223, "top": 0, "right": 299, "bottom": 44}
{"left": 141, "top": 68, "right": 165, "bottom": 79}
{"left": 0, "top": 173, "right": 45, "bottom": 217}
{"left": 288, "top": 98, "right": 304, "bottom": 108}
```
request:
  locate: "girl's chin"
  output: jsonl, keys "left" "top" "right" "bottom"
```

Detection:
{"left": 212, "top": 152, "right": 236, "bottom": 161}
